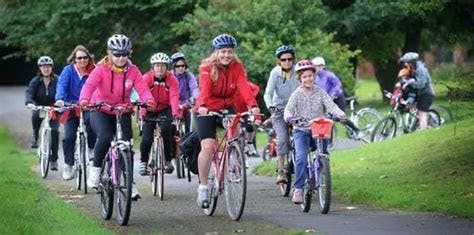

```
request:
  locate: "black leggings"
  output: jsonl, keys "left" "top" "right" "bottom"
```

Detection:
{"left": 334, "top": 95, "right": 359, "bottom": 132}
{"left": 90, "top": 111, "right": 133, "bottom": 168}
{"left": 140, "top": 108, "right": 175, "bottom": 163}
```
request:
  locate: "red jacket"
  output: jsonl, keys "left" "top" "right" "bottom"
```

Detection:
{"left": 234, "top": 81, "right": 260, "bottom": 112}
{"left": 142, "top": 70, "right": 179, "bottom": 116}
{"left": 195, "top": 60, "right": 257, "bottom": 112}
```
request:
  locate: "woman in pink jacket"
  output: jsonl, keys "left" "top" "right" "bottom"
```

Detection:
{"left": 79, "top": 34, "right": 154, "bottom": 199}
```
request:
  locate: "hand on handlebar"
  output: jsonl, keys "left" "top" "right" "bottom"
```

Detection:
{"left": 197, "top": 106, "right": 208, "bottom": 115}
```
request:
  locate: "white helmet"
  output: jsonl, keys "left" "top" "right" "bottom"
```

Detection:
{"left": 107, "top": 34, "right": 132, "bottom": 52}
{"left": 150, "top": 52, "right": 170, "bottom": 64}
{"left": 37, "top": 56, "right": 54, "bottom": 66}
{"left": 400, "top": 52, "right": 419, "bottom": 63}
{"left": 312, "top": 56, "right": 325, "bottom": 66}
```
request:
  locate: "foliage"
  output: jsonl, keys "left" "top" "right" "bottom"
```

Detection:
{"left": 431, "top": 63, "right": 474, "bottom": 100}
{"left": 174, "top": 0, "right": 359, "bottom": 99}
{"left": 0, "top": 1, "right": 197, "bottom": 68}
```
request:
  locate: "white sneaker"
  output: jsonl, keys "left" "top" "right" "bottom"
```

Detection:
{"left": 87, "top": 166, "right": 101, "bottom": 189}
{"left": 132, "top": 183, "right": 141, "bottom": 200}
{"left": 246, "top": 143, "right": 257, "bottom": 156}
{"left": 197, "top": 184, "right": 209, "bottom": 208}
{"left": 62, "top": 164, "right": 75, "bottom": 180}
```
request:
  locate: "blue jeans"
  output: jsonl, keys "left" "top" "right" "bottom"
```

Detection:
{"left": 63, "top": 111, "right": 96, "bottom": 166}
{"left": 293, "top": 129, "right": 327, "bottom": 189}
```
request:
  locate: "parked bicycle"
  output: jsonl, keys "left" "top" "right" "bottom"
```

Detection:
{"left": 200, "top": 110, "right": 257, "bottom": 221}
{"left": 27, "top": 105, "right": 60, "bottom": 178}
{"left": 91, "top": 102, "right": 135, "bottom": 226}
{"left": 260, "top": 118, "right": 277, "bottom": 161}
{"left": 371, "top": 91, "right": 441, "bottom": 142}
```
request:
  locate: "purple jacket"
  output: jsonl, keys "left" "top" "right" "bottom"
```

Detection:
{"left": 314, "top": 69, "right": 343, "bottom": 98}
{"left": 173, "top": 70, "right": 199, "bottom": 105}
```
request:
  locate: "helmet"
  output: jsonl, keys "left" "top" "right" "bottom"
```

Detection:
{"left": 311, "top": 56, "right": 325, "bottom": 66}
{"left": 107, "top": 34, "right": 132, "bottom": 52}
{"left": 171, "top": 52, "right": 186, "bottom": 64}
{"left": 212, "top": 34, "right": 237, "bottom": 50}
{"left": 275, "top": 45, "right": 295, "bottom": 58}
{"left": 37, "top": 56, "right": 54, "bottom": 66}
{"left": 294, "top": 60, "right": 315, "bottom": 73}
{"left": 400, "top": 52, "right": 419, "bottom": 63}
{"left": 150, "top": 52, "right": 170, "bottom": 64}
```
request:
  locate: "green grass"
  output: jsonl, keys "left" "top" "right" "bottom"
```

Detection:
{"left": 0, "top": 126, "right": 111, "bottom": 234}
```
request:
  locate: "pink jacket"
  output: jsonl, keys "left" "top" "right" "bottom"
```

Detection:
{"left": 79, "top": 59, "right": 153, "bottom": 114}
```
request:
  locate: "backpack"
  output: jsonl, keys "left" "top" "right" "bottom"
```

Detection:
{"left": 179, "top": 131, "right": 200, "bottom": 175}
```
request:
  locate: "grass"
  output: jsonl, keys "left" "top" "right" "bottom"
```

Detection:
{"left": 0, "top": 126, "right": 111, "bottom": 234}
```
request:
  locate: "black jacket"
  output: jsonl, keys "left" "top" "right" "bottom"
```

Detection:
{"left": 25, "top": 74, "right": 59, "bottom": 106}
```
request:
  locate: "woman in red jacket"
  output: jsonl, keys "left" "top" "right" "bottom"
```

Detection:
{"left": 139, "top": 52, "right": 180, "bottom": 176}
{"left": 195, "top": 34, "right": 260, "bottom": 208}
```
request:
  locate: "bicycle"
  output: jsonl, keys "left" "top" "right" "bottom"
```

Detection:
{"left": 292, "top": 116, "right": 335, "bottom": 214}
{"left": 92, "top": 102, "right": 135, "bottom": 226}
{"left": 260, "top": 118, "right": 277, "bottom": 161}
{"left": 27, "top": 105, "right": 60, "bottom": 179}
{"left": 370, "top": 91, "right": 441, "bottom": 142}
{"left": 175, "top": 105, "right": 191, "bottom": 179}
{"left": 200, "top": 110, "right": 256, "bottom": 221}
{"left": 143, "top": 113, "right": 173, "bottom": 200}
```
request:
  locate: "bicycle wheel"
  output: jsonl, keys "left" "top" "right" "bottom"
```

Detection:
{"left": 327, "top": 125, "right": 336, "bottom": 150}
{"left": 317, "top": 156, "right": 331, "bottom": 214}
{"left": 75, "top": 141, "right": 82, "bottom": 191}
{"left": 261, "top": 145, "right": 269, "bottom": 161}
{"left": 203, "top": 161, "right": 218, "bottom": 216}
{"left": 176, "top": 154, "right": 185, "bottom": 179}
{"left": 100, "top": 158, "right": 113, "bottom": 220}
{"left": 40, "top": 128, "right": 51, "bottom": 178}
{"left": 116, "top": 149, "right": 133, "bottom": 225}
{"left": 224, "top": 141, "right": 246, "bottom": 221}
{"left": 354, "top": 108, "right": 381, "bottom": 138}
{"left": 156, "top": 137, "right": 165, "bottom": 200}
{"left": 430, "top": 104, "right": 454, "bottom": 124}
{"left": 280, "top": 148, "right": 293, "bottom": 197}
{"left": 370, "top": 117, "right": 397, "bottom": 142}
{"left": 80, "top": 135, "right": 88, "bottom": 194}
{"left": 301, "top": 166, "right": 313, "bottom": 213}
{"left": 428, "top": 109, "right": 441, "bottom": 128}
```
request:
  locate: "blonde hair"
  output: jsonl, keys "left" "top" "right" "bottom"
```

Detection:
{"left": 66, "top": 45, "right": 94, "bottom": 65}
{"left": 202, "top": 50, "right": 241, "bottom": 83}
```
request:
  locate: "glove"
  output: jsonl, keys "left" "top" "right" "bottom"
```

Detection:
{"left": 79, "top": 99, "right": 89, "bottom": 108}
{"left": 145, "top": 99, "right": 155, "bottom": 108}
{"left": 26, "top": 103, "right": 35, "bottom": 109}
{"left": 55, "top": 100, "right": 65, "bottom": 107}
{"left": 197, "top": 106, "right": 208, "bottom": 115}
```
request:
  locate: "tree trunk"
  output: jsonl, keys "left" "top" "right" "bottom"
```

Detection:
{"left": 373, "top": 57, "right": 399, "bottom": 101}
{"left": 402, "top": 26, "right": 421, "bottom": 53}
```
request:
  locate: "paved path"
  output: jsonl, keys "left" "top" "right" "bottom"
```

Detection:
{"left": 1, "top": 86, "right": 473, "bottom": 235}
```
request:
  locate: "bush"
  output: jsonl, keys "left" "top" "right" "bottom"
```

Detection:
{"left": 432, "top": 63, "right": 474, "bottom": 100}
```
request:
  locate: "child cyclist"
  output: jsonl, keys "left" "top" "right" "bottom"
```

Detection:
{"left": 195, "top": 34, "right": 260, "bottom": 208}
{"left": 284, "top": 60, "right": 345, "bottom": 204}
{"left": 79, "top": 34, "right": 155, "bottom": 200}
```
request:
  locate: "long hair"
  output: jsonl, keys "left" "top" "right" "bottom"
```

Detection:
{"left": 202, "top": 50, "right": 241, "bottom": 84}
{"left": 66, "top": 45, "right": 95, "bottom": 65}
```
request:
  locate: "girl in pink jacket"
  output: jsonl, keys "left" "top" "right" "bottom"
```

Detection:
{"left": 79, "top": 34, "right": 154, "bottom": 199}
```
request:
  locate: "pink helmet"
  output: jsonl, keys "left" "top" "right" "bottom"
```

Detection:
{"left": 294, "top": 59, "right": 315, "bottom": 73}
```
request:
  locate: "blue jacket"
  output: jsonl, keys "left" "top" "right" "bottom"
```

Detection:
{"left": 55, "top": 64, "right": 89, "bottom": 103}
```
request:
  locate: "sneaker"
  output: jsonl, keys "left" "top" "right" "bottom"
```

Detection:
{"left": 197, "top": 185, "right": 209, "bottom": 208}
{"left": 30, "top": 136, "right": 38, "bottom": 149}
{"left": 164, "top": 161, "right": 174, "bottom": 174}
{"left": 87, "top": 148, "right": 94, "bottom": 162}
{"left": 276, "top": 170, "right": 287, "bottom": 184}
{"left": 62, "top": 164, "right": 75, "bottom": 180}
{"left": 139, "top": 161, "right": 148, "bottom": 176}
{"left": 131, "top": 182, "right": 141, "bottom": 201}
{"left": 87, "top": 166, "right": 101, "bottom": 189}
{"left": 246, "top": 143, "right": 257, "bottom": 157}
{"left": 50, "top": 161, "right": 58, "bottom": 171}
{"left": 292, "top": 188, "right": 303, "bottom": 204}
{"left": 353, "top": 131, "right": 365, "bottom": 141}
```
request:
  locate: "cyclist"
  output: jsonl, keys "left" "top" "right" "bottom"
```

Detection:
{"left": 263, "top": 44, "right": 300, "bottom": 184}
{"left": 234, "top": 81, "right": 261, "bottom": 157}
{"left": 55, "top": 45, "right": 97, "bottom": 180}
{"left": 284, "top": 60, "right": 345, "bottom": 204}
{"left": 399, "top": 52, "right": 435, "bottom": 130}
{"left": 195, "top": 33, "right": 260, "bottom": 208}
{"left": 312, "top": 56, "right": 363, "bottom": 139}
{"left": 79, "top": 34, "right": 155, "bottom": 199}
{"left": 170, "top": 52, "right": 200, "bottom": 133}
{"left": 139, "top": 52, "right": 180, "bottom": 176}
{"left": 25, "top": 56, "right": 60, "bottom": 170}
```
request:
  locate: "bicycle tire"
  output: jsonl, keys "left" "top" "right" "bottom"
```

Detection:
{"left": 370, "top": 116, "right": 397, "bottom": 142}
{"left": 301, "top": 167, "right": 312, "bottom": 213}
{"left": 81, "top": 135, "right": 88, "bottom": 194}
{"left": 224, "top": 141, "right": 246, "bottom": 221}
{"left": 157, "top": 137, "right": 165, "bottom": 200}
{"left": 430, "top": 104, "right": 454, "bottom": 124}
{"left": 280, "top": 148, "right": 293, "bottom": 197}
{"left": 176, "top": 154, "right": 185, "bottom": 179}
{"left": 327, "top": 125, "right": 336, "bottom": 150}
{"left": 100, "top": 158, "right": 113, "bottom": 220}
{"left": 261, "top": 145, "right": 269, "bottom": 161}
{"left": 354, "top": 108, "right": 382, "bottom": 138}
{"left": 317, "top": 156, "right": 331, "bottom": 214}
{"left": 40, "top": 128, "right": 51, "bottom": 178}
{"left": 116, "top": 149, "right": 133, "bottom": 225}
{"left": 427, "top": 109, "right": 441, "bottom": 128}
{"left": 203, "top": 161, "right": 218, "bottom": 216}
{"left": 150, "top": 140, "right": 158, "bottom": 196}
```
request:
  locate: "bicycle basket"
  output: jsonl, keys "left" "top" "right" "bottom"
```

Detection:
{"left": 310, "top": 118, "right": 333, "bottom": 139}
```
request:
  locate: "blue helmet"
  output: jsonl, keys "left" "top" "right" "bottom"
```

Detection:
{"left": 275, "top": 44, "right": 295, "bottom": 58}
{"left": 212, "top": 34, "right": 237, "bottom": 50}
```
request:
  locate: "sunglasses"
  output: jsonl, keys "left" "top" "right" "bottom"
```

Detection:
{"left": 112, "top": 52, "right": 130, "bottom": 58}
{"left": 76, "top": 56, "right": 89, "bottom": 60}
{"left": 174, "top": 64, "right": 186, "bottom": 68}
{"left": 280, "top": 57, "right": 294, "bottom": 62}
